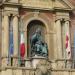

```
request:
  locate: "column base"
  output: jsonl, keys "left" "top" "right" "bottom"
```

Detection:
{"left": 1, "top": 57, "right": 8, "bottom": 67}
{"left": 13, "top": 57, "right": 18, "bottom": 67}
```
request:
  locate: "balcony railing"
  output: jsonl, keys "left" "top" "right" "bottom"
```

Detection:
{"left": 52, "top": 59, "right": 75, "bottom": 69}
{"left": 1, "top": 56, "right": 75, "bottom": 69}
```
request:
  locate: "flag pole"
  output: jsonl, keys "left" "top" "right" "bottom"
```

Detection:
{"left": 20, "top": 17, "right": 23, "bottom": 64}
{"left": 18, "top": 17, "right": 21, "bottom": 66}
{"left": 65, "top": 31, "right": 67, "bottom": 68}
{"left": 18, "top": 17, "right": 25, "bottom": 66}
{"left": 73, "top": 31, "right": 75, "bottom": 68}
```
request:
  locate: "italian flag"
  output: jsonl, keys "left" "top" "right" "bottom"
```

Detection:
{"left": 65, "top": 32, "right": 71, "bottom": 59}
{"left": 20, "top": 32, "right": 25, "bottom": 59}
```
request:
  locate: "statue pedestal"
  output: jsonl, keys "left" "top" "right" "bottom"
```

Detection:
{"left": 25, "top": 58, "right": 31, "bottom": 68}
{"left": 31, "top": 55, "right": 47, "bottom": 68}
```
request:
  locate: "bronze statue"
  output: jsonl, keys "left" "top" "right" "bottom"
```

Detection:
{"left": 30, "top": 28, "right": 48, "bottom": 57}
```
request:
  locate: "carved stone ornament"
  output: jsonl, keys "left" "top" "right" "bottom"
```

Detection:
{"left": 35, "top": 60, "right": 51, "bottom": 75}
{"left": 33, "top": 11, "right": 39, "bottom": 18}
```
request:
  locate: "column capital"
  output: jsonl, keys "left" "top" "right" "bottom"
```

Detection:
{"left": 55, "top": 18, "right": 70, "bottom": 23}
{"left": 13, "top": 14, "right": 19, "bottom": 18}
{"left": 2, "top": 11, "right": 11, "bottom": 17}
{"left": 55, "top": 19, "right": 61, "bottom": 22}
{"left": 2, "top": 11, "right": 19, "bottom": 18}
{"left": 2, "top": 14, "right": 10, "bottom": 17}
{"left": 56, "top": 12, "right": 69, "bottom": 20}
{"left": 65, "top": 19, "right": 70, "bottom": 22}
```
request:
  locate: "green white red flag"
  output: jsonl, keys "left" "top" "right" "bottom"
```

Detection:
{"left": 20, "top": 32, "right": 25, "bottom": 59}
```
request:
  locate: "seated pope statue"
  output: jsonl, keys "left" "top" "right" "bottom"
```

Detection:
{"left": 30, "top": 28, "right": 48, "bottom": 57}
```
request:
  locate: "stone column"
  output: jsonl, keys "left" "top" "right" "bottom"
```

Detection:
{"left": 13, "top": 16, "right": 18, "bottom": 66}
{"left": 2, "top": 15, "right": 9, "bottom": 67}
{"left": 55, "top": 19, "right": 62, "bottom": 59}
{"left": 53, "top": 21, "right": 58, "bottom": 59}
{"left": 46, "top": 32, "right": 51, "bottom": 60}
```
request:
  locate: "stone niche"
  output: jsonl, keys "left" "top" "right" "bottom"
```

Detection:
{"left": 21, "top": 11, "right": 55, "bottom": 63}
{"left": 27, "top": 20, "right": 49, "bottom": 69}
{"left": 27, "top": 20, "right": 47, "bottom": 57}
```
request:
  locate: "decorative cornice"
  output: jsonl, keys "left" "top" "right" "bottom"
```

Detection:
{"left": 0, "top": 2, "right": 21, "bottom": 8}
{"left": 21, "top": 6, "right": 72, "bottom": 12}
{"left": 0, "top": 0, "right": 73, "bottom": 12}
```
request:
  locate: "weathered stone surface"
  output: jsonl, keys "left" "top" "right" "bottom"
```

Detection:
{"left": 35, "top": 59, "right": 51, "bottom": 75}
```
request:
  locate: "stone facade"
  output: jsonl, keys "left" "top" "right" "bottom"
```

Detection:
{"left": 0, "top": 0, "right": 75, "bottom": 75}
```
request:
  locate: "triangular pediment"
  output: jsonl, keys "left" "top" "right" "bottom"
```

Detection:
{"left": 54, "top": 0, "right": 74, "bottom": 10}
{"left": 20, "top": 0, "right": 74, "bottom": 10}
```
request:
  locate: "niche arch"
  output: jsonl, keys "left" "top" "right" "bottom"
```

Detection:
{"left": 22, "top": 12, "right": 51, "bottom": 58}
{"left": 27, "top": 20, "right": 47, "bottom": 56}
